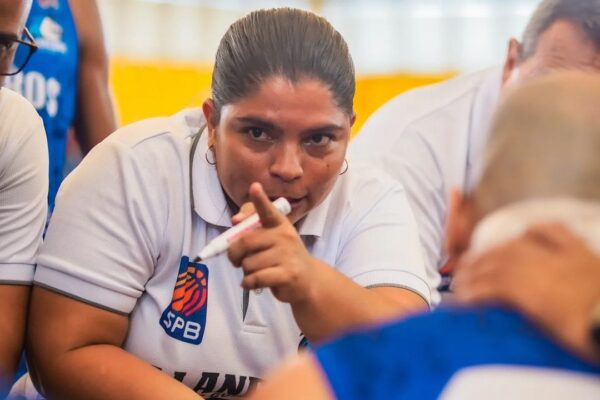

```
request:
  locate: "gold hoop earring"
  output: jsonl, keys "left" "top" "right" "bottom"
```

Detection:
{"left": 339, "top": 159, "right": 348, "bottom": 175}
{"left": 205, "top": 146, "right": 216, "bottom": 165}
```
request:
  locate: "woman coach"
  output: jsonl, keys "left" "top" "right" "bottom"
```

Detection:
{"left": 24, "top": 8, "right": 431, "bottom": 400}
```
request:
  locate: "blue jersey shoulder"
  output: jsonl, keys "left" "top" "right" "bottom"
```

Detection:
{"left": 316, "top": 306, "right": 600, "bottom": 399}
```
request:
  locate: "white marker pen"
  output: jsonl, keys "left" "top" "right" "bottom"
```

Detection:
{"left": 197, "top": 197, "right": 292, "bottom": 260}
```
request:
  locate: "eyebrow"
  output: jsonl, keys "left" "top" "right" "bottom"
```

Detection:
{"left": 234, "top": 116, "right": 276, "bottom": 131}
{"left": 0, "top": 32, "right": 19, "bottom": 39}
{"left": 234, "top": 116, "right": 345, "bottom": 134}
{"left": 304, "top": 124, "right": 346, "bottom": 134}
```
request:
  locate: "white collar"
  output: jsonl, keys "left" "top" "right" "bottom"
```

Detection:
{"left": 192, "top": 127, "right": 234, "bottom": 228}
{"left": 469, "top": 197, "right": 600, "bottom": 257}
{"left": 294, "top": 183, "right": 334, "bottom": 238}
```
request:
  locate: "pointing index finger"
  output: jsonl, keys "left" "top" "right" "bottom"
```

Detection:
{"left": 249, "top": 182, "right": 288, "bottom": 228}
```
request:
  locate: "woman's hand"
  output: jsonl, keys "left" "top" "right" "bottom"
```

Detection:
{"left": 229, "top": 182, "right": 427, "bottom": 343}
{"left": 228, "top": 182, "right": 318, "bottom": 305}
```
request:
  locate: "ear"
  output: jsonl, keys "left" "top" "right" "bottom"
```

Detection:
{"left": 445, "top": 189, "right": 476, "bottom": 260}
{"left": 501, "top": 38, "right": 521, "bottom": 88}
{"left": 349, "top": 112, "right": 357, "bottom": 128}
{"left": 202, "top": 99, "right": 218, "bottom": 148}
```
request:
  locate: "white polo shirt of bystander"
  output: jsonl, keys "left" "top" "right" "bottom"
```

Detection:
{"left": 0, "top": 88, "right": 48, "bottom": 284}
{"left": 350, "top": 67, "right": 502, "bottom": 304}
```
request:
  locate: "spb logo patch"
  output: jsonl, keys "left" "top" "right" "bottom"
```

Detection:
{"left": 160, "top": 256, "right": 209, "bottom": 344}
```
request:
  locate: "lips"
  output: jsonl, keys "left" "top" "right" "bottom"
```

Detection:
{"left": 269, "top": 195, "right": 306, "bottom": 209}
{"left": 287, "top": 197, "right": 305, "bottom": 207}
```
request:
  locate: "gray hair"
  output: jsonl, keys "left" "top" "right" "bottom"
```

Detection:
{"left": 520, "top": 0, "right": 600, "bottom": 59}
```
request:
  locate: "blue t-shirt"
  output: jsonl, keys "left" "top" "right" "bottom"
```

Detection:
{"left": 6, "top": 0, "right": 79, "bottom": 211}
{"left": 316, "top": 306, "right": 600, "bottom": 399}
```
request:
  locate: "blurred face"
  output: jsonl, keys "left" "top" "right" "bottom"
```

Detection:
{"left": 203, "top": 76, "right": 354, "bottom": 224}
{"left": 0, "top": 0, "right": 29, "bottom": 86}
{"left": 445, "top": 190, "right": 478, "bottom": 263}
{"left": 502, "top": 19, "right": 600, "bottom": 89}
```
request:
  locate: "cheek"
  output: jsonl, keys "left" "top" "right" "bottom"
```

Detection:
{"left": 213, "top": 138, "right": 269, "bottom": 204}
{"left": 324, "top": 149, "right": 346, "bottom": 175}
{"left": 0, "top": 58, "right": 9, "bottom": 76}
{"left": 308, "top": 157, "right": 344, "bottom": 197}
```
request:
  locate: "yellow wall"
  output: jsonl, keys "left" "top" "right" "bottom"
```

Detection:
{"left": 353, "top": 73, "right": 454, "bottom": 136}
{"left": 110, "top": 58, "right": 454, "bottom": 136}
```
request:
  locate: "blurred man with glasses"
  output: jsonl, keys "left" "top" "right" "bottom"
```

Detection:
{"left": 0, "top": 27, "right": 37, "bottom": 77}
{"left": 0, "top": 0, "right": 48, "bottom": 396}
{"left": 5, "top": 0, "right": 116, "bottom": 215}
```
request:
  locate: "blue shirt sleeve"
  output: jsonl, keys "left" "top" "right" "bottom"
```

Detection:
{"left": 315, "top": 306, "right": 600, "bottom": 400}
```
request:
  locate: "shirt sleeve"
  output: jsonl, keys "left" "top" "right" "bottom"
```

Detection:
{"left": 314, "top": 312, "right": 430, "bottom": 400}
{"left": 314, "top": 328, "right": 385, "bottom": 400}
{"left": 34, "top": 137, "right": 165, "bottom": 314}
{"left": 0, "top": 111, "right": 48, "bottom": 284}
{"left": 335, "top": 168, "right": 432, "bottom": 305}
{"left": 350, "top": 126, "right": 444, "bottom": 306}
{"left": 313, "top": 318, "right": 417, "bottom": 400}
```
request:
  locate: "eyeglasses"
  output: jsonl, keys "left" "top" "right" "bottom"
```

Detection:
{"left": 0, "top": 27, "right": 38, "bottom": 76}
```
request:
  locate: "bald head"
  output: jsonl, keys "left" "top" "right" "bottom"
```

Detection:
{"left": 474, "top": 73, "right": 600, "bottom": 218}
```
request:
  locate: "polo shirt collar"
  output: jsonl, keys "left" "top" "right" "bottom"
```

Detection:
{"left": 191, "top": 124, "right": 233, "bottom": 229}
{"left": 295, "top": 182, "right": 336, "bottom": 238}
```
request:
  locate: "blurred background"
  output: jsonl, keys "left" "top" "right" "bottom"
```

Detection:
{"left": 98, "top": 0, "right": 541, "bottom": 133}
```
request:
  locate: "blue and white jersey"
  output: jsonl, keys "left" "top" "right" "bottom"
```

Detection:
{"left": 316, "top": 306, "right": 600, "bottom": 399}
{"left": 6, "top": 0, "right": 79, "bottom": 211}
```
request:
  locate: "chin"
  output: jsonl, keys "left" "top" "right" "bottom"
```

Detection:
{"left": 288, "top": 209, "right": 309, "bottom": 225}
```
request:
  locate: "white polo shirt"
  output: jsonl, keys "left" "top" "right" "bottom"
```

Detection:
{"left": 34, "top": 108, "right": 429, "bottom": 399}
{"left": 350, "top": 67, "right": 502, "bottom": 304}
{"left": 0, "top": 88, "right": 48, "bottom": 284}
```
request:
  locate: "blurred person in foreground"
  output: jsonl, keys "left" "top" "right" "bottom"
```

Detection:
{"left": 250, "top": 73, "right": 600, "bottom": 399}
{"left": 453, "top": 223, "right": 600, "bottom": 365}
{"left": 351, "top": 0, "right": 600, "bottom": 301}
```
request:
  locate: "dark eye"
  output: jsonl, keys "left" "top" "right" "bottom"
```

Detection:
{"left": 247, "top": 127, "right": 270, "bottom": 141}
{"left": 0, "top": 40, "right": 14, "bottom": 52}
{"left": 306, "top": 133, "right": 332, "bottom": 146}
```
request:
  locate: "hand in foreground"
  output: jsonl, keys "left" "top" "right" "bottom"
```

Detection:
{"left": 453, "top": 223, "right": 600, "bottom": 360}
{"left": 228, "top": 182, "right": 317, "bottom": 304}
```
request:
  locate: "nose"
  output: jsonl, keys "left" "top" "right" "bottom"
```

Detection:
{"left": 269, "top": 143, "right": 303, "bottom": 182}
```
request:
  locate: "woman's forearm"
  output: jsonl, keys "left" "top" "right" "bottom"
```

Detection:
{"left": 291, "top": 260, "right": 427, "bottom": 343}
{"left": 0, "top": 285, "right": 30, "bottom": 397}
{"left": 34, "top": 344, "right": 202, "bottom": 400}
